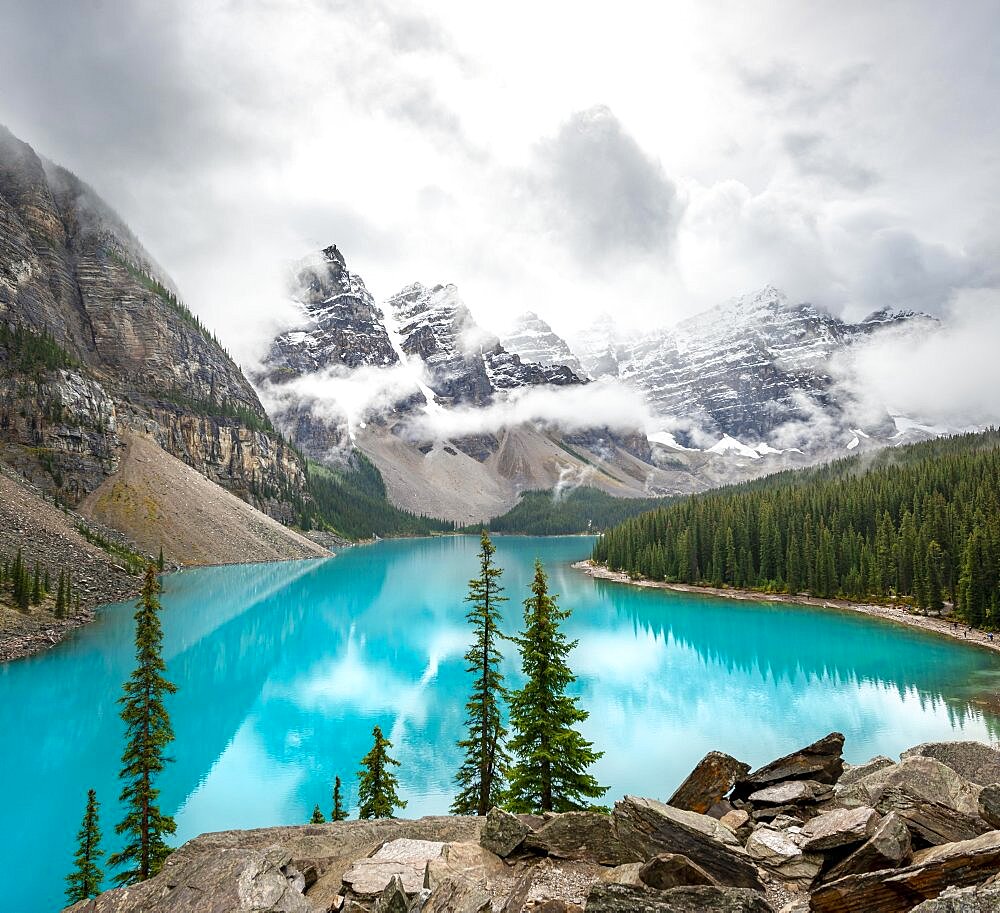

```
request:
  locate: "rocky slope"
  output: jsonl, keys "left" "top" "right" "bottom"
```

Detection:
{"left": 66, "top": 735, "right": 1000, "bottom": 912}
{"left": 0, "top": 125, "right": 309, "bottom": 522}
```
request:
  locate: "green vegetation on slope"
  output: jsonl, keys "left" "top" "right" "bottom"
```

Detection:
{"left": 300, "top": 453, "right": 455, "bottom": 539}
{"left": 481, "top": 487, "right": 673, "bottom": 535}
{"left": 0, "top": 321, "right": 76, "bottom": 378}
{"left": 593, "top": 429, "right": 1000, "bottom": 626}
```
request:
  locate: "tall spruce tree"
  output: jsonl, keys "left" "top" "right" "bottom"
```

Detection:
{"left": 65, "top": 788, "right": 104, "bottom": 904}
{"left": 451, "top": 530, "right": 509, "bottom": 815}
{"left": 331, "top": 775, "right": 348, "bottom": 821}
{"left": 357, "top": 725, "right": 406, "bottom": 819}
{"left": 506, "top": 560, "right": 606, "bottom": 813}
{"left": 109, "top": 565, "right": 177, "bottom": 885}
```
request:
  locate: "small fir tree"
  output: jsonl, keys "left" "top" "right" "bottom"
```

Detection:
{"left": 108, "top": 565, "right": 177, "bottom": 885}
{"left": 357, "top": 725, "right": 406, "bottom": 819}
{"left": 506, "top": 560, "right": 606, "bottom": 813}
{"left": 310, "top": 804, "right": 325, "bottom": 823}
{"left": 55, "top": 570, "right": 66, "bottom": 618}
{"left": 32, "top": 561, "right": 42, "bottom": 605}
{"left": 331, "top": 775, "right": 348, "bottom": 821}
{"left": 157, "top": 547, "right": 165, "bottom": 572}
{"left": 65, "top": 788, "right": 104, "bottom": 903}
{"left": 451, "top": 530, "right": 509, "bottom": 816}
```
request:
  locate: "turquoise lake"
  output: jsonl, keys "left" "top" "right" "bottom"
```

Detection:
{"left": 4, "top": 534, "right": 1000, "bottom": 912}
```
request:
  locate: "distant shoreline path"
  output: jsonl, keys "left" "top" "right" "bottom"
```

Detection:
{"left": 573, "top": 559, "right": 1000, "bottom": 658}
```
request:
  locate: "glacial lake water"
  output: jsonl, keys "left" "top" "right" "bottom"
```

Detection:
{"left": 4, "top": 534, "right": 1000, "bottom": 912}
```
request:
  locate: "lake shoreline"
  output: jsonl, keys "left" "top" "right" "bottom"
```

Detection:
{"left": 0, "top": 552, "right": 333, "bottom": 664}
{"left": 573, "top": 559, "right": 1000, "bottom": 656}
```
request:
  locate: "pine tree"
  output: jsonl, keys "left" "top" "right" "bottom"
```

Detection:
{"left": 31, "top": 561, "right": 42, "bottom": 605}
{"left": 357, "top": 725, "right": 406, "bottom": 819}
{"left": 331, "top": 775, "right": 348, "bottom": 821}
{"left": 65, "top": 788, "right": 104, "bottom": 904}
{"left": 55, "top": 570, "right": 66, "bottom": 618}
{"left": 157, "top": 547, "right": 165, "bottom": 572}
{"left": 109, "top": 565, "right": 177, "bottom": 885}
{"left": 310, "top": 804, "right": 325, "bottom": 823}
{"left": 451, "top": 530, "right": 509, "bottom": 816}
{"left": 506, "top": 560, "right": 606, "bottom": 813}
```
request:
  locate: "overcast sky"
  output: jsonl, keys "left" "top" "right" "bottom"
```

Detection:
{"left": 3, "top": 0, "right": 999, "bottom": 363}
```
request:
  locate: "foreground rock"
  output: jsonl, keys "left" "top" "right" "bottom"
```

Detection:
{"left": 585, "top": 883, "right": 775, "bottom": 913}
{"left": 669, "top": 752, "right": 751, "bottom": 815}
{"left": 68, "top": 737, "right": 1000, "bottom": 913}
{"left": 732, "top": 732, "right": 845, "bottom": 800}
{"left": 900, "top": 742, "right": 1000, "bottom": 787}
{"left": 810, "top": 830, "right": 1000, "bottom": 912}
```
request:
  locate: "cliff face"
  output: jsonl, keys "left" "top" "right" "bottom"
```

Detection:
{"left": 0, "top": 126, "right": 307, "bottom": 520}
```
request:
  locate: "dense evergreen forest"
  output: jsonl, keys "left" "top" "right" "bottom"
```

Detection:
{"left": 299, "top": 453, "right": 455, "bottom": 539}
{"left": 593, "top": 430, "right": 1000, "bottom": 627}
{"left": 480, "top": 487, "right": 672, "bottom": 535}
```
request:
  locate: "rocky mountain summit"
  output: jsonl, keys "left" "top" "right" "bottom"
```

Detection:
{"left": 0, "top": 126, "right": 309, "bottom": 522}
{"left": 66, "top": 736, "right": 1000, "bottom": 912}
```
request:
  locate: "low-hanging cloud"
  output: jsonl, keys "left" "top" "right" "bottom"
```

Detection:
{"left": 831, "top": 290, "right": 1000, "bottom": 429}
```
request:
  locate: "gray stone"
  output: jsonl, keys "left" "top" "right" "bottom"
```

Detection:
{"left": 374, "top": 874, "right": 409, "bottom": 913}
{"left": 524, "top": 810, "right": 633, "bottom": 865}
{"left": 910, "top": 884, "right": 1000, "bottom": 912}
{"left": 839, "top": 757, "right": 983, "bottom": 815}
{"left": 422, "top": 841, "right": 502, "bottom": 891}
{"left": 837, "top": 756, "right": 895, "bottom": 787}
{"left": 745, "top": 827, "right": 823, "bottom": 884}
{"left": 669, "top": 751, "right": 752, "bottom": 815}
{"left": 799, "top": 806, "right": 880, "bottom": 851}
{"left": 823, "top": 811, "right": 912, "bottom": 881}
{"left": 733, "top": 733, "right": 845, "bottom": 800}
{"left": 421, "top": 874, "right": 492, "bottom": 913}
{"left": 978, "top": 783, "right": 1000, "bottom": 828}
{"left": 719, "top": 809, "right": 751, "bottom": 834}
{"left": 747, "top": 780, "right": 831, "bottom": 806}
{"left": 343, "top": 839, "right": 445, "bottom": 896}
{"left": 638, "top": 853, "right": 718, "bottom": 889}
{"left": 585, "top": 883, "right": 775, "bottom": 913}
{"left": 901, "top": 741, "right": 1000, "bottom": 786}
{"left": 480, "top": 806, "right": 531, "bottom": 857}
{"left": 613, "top": 796, "right": 763, "bottom": 890}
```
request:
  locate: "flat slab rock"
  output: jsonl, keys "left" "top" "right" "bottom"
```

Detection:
{"left": 822, "top": 811, "right": 912, "bottom": 881}
{"left": 733, "top": 732, "right": 845, "bottom": 800}
{"left": 669, "top": 751, "right": 751, "bottom": 815}
{"left": 811, "top": 829, "right": 1000, "bottom": 913}
{"left": 585, "top": 883, "right": 775, "bottom": 913}
{"left": 342, "top": 838, "right": 445, "bottom": 896}
{"left": 747, "top": 780, "right": 832, "bottom": 806}
{"left": 799, "top": 806, "right": 880, "bottom": 851}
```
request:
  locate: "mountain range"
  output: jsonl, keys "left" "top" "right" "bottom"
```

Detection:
{"left": 255, "top": 245, "right": 942, "bottom": 522}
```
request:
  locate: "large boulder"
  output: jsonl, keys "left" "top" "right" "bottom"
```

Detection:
{"left": 910, "top": 884, "right": 1000, "bottom": 911}
{"left": 810, "top": 829, "right": 1000, "bottom": 913}
{"left": 480, "top": 806, "right": 532, "bottom": 858}
{"left": 373, "top": 874, "right": 409, "bottom": 913}
{"left": 901, "top": 741, "right": 1000, "bottom": 787}
{"left": 669, "top": 752, "right": 751, "bottom": 815}
{"left": 836, "top": 757, "right": 989, "bottom": 846}
{"left": 733, "top": 733, "right": 845, "bottom": 800}
{"left": 421, "top": 874, "right": 492, "bottom": 913}
{"left": 744, "top": 826, "right": 823, "bottom": 885}
{"left": 822, "top": 811, "right": 912, "bottom": 880}
{"left": 638, "top": 853, "right": 718, "bottom": 890}
{"left": 423, "top": 841, "right": 503, "bottom": 891}
{"left": 585, "top": 883, "right": 775, "bottom": 913}
{"left": 612, "top": 796, "right": 763, "bottom": 890}
{"left": 838, "top": 758, "right": 982, "bottom": 815}
{"left": 523, "top": 810, "right": 634, "bottom": 865}
{"left": 799, "top": 806, "right": 880, "bottom": 852}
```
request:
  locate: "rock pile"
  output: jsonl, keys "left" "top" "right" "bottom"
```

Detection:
{"left": 65, "top": 738, "right": 1000, "bottom": 912}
